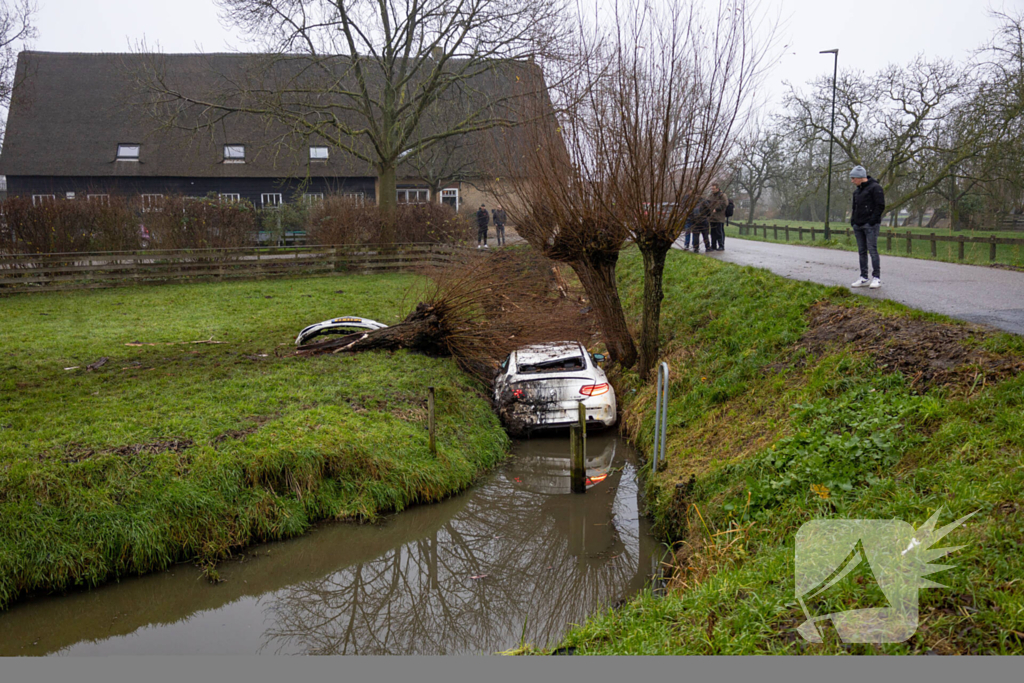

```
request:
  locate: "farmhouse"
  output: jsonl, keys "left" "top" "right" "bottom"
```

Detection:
{"left": 0, "top": 51, "right": 537, "bottom": 214}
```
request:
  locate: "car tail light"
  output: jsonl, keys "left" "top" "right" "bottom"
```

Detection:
{"left": 585, "top": 473, "right": 609, "bottom": 486}
{"left": 579, "top": 383, "right": 609, "bottom": 396}
{"left": 512, "top": 389, "right": 524, "bottom": 399}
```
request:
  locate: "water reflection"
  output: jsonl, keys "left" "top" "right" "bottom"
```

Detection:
{"left": 260, "top": 434, "right": 655, "bottom": 654}
{"left": 0, "top": 433, "right": 659, "bottom": 655}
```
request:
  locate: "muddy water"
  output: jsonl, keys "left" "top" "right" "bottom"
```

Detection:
{"left": 0, "top": 432, "right": 661, "bottom": 655}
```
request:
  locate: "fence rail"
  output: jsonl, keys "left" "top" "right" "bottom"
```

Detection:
{"left": 737, "top": 224, "right": 1024, "bottom": 264}
{"left": 0, "top": 243, "right": 468, "bottom": 294}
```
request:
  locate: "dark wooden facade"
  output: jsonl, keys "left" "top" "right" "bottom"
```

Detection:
{"left": 5, "top": 175, "right": 376, "bottom": 206}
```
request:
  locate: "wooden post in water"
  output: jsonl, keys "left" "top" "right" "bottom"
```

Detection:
{"left": 570, "top": 402, "right": 586, "bottom": 494}
{"left": 427, "top": 386, "right": 437, "bottom": 456}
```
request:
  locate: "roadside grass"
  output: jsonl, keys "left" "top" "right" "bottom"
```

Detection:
{"left": 726, "top": 222, "right": 1024, "bottom": 268}
{"left": 543, "top": 247, "right": 1024, "bottom": 654}
{"left": 0, "top": 274, "right": 509, "bottom": 609}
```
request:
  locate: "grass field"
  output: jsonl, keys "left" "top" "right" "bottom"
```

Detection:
{"left": 536, "top": 247, "right": 1024, "bottom": 655}
{"left": 0, "top": 274, "right": 509, "bottom": 609}
{"left": 728, "top": 220, "right": 1024, "bottom": 267}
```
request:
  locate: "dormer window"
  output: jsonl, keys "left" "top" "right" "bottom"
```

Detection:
{"left": 224, "top": 145, "right": 245, "bottom": 163}
{"left": 309, "top": 146, "right": 329, "bottom": 161}
{"left": 117, "top": 144, "right": 140, "bottom": 160}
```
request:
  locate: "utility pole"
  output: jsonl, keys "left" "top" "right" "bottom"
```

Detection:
{"left": 820, "top": 49, "right": 839, "bottom": 241}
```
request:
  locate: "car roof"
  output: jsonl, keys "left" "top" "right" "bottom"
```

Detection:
{"left": 513, "top": 342, "right": 584, "bottom": 364}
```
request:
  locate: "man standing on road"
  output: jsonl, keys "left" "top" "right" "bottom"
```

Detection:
{"left": 849, "top": 166, "right": 885, "bottom": 289}
{"left": 492, "top": 205, "right": 507, "bottom": 246}
{"left": 690, "top": 197, "right": 712, "bottom": 253}
{"left": 476, "top": 204, "right": 490, "bottom": 248}
{"left": 708, "top": 183, "right": 728, "bottom": 251}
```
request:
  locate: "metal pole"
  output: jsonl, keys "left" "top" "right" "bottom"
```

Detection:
{"left": 653, "top": 365, "right": 664, "bottom": 473}
{"left": 652, "top": 362, "right": 670, "bottom": 473}
{"left": 820, "top": 49, "right": 839, "bottom": 241}
{"left": 571, "top": 401, "right": 587, "bottom": 493}
{"left": 427, "top": 386, "right": 436, "bottom": 456}
{"left": 658, "top": 362, "right": 669, "bottom": 470}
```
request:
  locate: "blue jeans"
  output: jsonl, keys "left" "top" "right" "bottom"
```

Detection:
{"left": 853, "top": 223, "right": 880, "bottom": 279}
{"left": 682, "top": 230, "right": 692, "bottom": 248}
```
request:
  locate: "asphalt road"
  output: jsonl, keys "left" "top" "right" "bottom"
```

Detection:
{"left": 680, "top": 237, "right": 1024, "bottom": 336}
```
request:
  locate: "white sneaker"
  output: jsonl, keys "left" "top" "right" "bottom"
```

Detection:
{"left": 869, "top": 278, "right": 882, "bottom": 289}
{"left": 851, "top": 277, "right": 869, "bottom": 287}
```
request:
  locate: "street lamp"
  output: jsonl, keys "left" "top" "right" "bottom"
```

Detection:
{"left": 820, "top": 48, "right": 839, "bottom": 241}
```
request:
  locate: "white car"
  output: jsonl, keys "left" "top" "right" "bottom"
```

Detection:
{"left": 493, "top": 342, "right": 617, "bottom": 436}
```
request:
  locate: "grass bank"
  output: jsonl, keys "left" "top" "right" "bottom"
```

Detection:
{"left": 0, "top": 275, "right": 509, "bottom": 609}
{"left": 543, "top": 247, "right": 1024, "bottom": 654}
{"left": 725, "top": 221, "right": 1024, "bottom": 268}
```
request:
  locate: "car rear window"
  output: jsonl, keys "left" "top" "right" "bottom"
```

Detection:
{"left": 517, "top": 355, "right": 585, "bottom": 374}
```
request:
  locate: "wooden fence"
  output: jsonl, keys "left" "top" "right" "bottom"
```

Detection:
{"left": 736, "top": 224, "right": 1024, "bottom": 263}
{"left": 0, "top": 243, "right": 468, "bottom": 294}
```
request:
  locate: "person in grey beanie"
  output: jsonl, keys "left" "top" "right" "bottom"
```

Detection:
{"left": 849, "top": 165, "right": 885, "bottom": 289}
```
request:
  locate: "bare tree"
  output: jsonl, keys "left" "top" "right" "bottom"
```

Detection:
{"left": 781, "top": 57, "right": 989, "bottom": 215}
{"left": 498, "top": 0, "right": 773, "bottom": 377}
{"left": 608, "top": 0, "right": 772, "bottom": 379}
{"left": 491, "top": 21, "right": 640, "bottom": 367}
{"left": 730, "top": 124, "right": 784, "bottom": 224}
{"left": 0, "top": 0, "right": 36, "bottom": 141}
{"left": 134, "top": 0, "right": 571, "bottom": 227}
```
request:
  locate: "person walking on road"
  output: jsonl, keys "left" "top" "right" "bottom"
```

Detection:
{"left": 849, "top": 166, "right": 885, "bottom": 289}
{"left": 476, "top": 204, "right": 490, "bottom": 248}
{"left": 492, "top": 205, "right": 507, "bottom": 246}
{"left": 708, "top": 183, "right": 728, "bottom": 251}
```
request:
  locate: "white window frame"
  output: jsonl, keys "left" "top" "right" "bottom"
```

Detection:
{"left": 224, "top": 145, "right": 246, "bottom": 163}
{"left": 342, "top": 192, "right": 365, "bottom": 205}
{"left": 396, "top": 188, "right": 430, "bottom": 204}
{"left": 309, "top": 146, "right": 329, "bottom": 161}
{"left": 87, "top": 194, "right": 110, "bottom": 205}
{"left": 441, "top": 188, "right": 459, "bottom": 210}
{"left": 116, "top": 144, "right": 140, "bottom": 161}
{"left": 219, "top": 193, "right": 241, "bottom": 203}
{"left": 141, "top": 194, "right": 164, "bottom": 212}
{"left": 261, "top": 193, "right": 283, "bottom": 208}
{"left": 303, "top": 193, "right": 324, "bottom": 205}
{"left": 32, "top": 194, "right": 55, "bottom": 207}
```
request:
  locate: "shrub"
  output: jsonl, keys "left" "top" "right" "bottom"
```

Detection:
{"left": 307, "top": 196, "right": 473, "bottom": 246}
{"left": 140, "top": 195, "right": 257, "bottom": 250}
{"left": 0, "top": 196, "right": 139, "bottom": 254}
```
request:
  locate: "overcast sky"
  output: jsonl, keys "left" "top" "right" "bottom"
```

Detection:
{"left": 29, "top": 0, "right": 1024, "bottom": 108}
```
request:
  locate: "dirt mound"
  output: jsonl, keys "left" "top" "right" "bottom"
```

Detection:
{"left": 798, "top": 302, "right": 1023, "bottom": 390}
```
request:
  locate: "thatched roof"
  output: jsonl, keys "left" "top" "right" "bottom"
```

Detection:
{"left": 0, "top": 51, "right": 547, "bottom": 180}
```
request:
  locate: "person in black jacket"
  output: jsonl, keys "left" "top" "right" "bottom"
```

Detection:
{"left": 476, "top": 204, "right": 490, "bottom": 248}
{"left": 491, "top": 205, "right": 507, "bottom": 246}
{"left": 689, "top": 198, "right": 712, "bottom": 253}
{"left": 849, "top": 165, "right": 885, "bottom": 289}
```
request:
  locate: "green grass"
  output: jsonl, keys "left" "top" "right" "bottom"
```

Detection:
{"left": 0, "top": 274, "right": 509, "bottom": 609}
{"left": 728, "top": 221, "right": 1024, "bottom": 267}
{"left": 536, "top": 247, "right": 1024, "bottom": 655}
